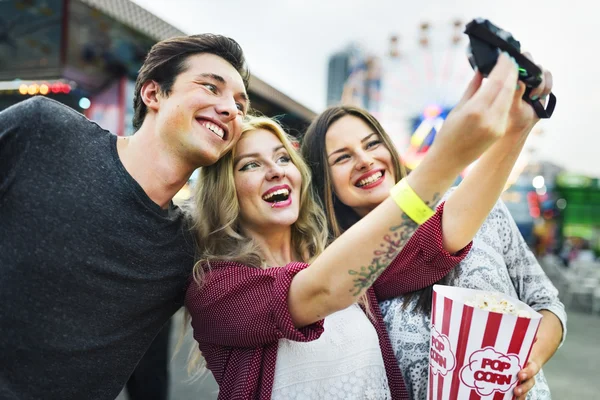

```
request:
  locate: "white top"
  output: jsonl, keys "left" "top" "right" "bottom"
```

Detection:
{"left": 379, "top": 197, "right": 567, "bottom": 400}
{"left": 272, "top": 304, "right": 391, "bottom": 400}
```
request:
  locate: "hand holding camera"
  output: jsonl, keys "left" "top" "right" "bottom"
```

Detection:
{"left": 423, "top": 52, "right": 520, "bottom": 175}
{"left": 465, "top": 18, "right": 556, "bottom": 119}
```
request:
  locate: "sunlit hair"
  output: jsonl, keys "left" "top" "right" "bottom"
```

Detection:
{"left": 191, "top": 115, "right": 328, "bottom": 269}
{"left": 183, "top": 115, "right": 329, "bottom": 376}
{"left": 301, "top": 105, "right": 407, "bottom": 238}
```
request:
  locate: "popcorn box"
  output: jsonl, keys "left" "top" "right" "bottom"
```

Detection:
{"left": 427, "top": 285, "right": 543, "bottom": 400}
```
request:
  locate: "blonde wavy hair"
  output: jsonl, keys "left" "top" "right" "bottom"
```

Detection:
{"left": 182, "top": 115, "right": 329, "bottom": 376}
{"left": 191, "top": 115, "right": 328, "bottom": 272}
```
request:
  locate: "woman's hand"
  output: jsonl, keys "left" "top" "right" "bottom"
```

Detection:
{"left": 505, "top": 53, "right": 554, "bottom": 140}
{"left": 513, "top": 310, "right": 564, "bottom": 399}
{"left": 428, "top": 52, "right": 519, "bottom": 174}
{"left": 514, "top": 359, "right": 541, "bottom": 400}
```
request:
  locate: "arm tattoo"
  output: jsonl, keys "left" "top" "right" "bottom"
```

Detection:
{"left": 348, "top": 214, "right": 418, "bottom": 296}
{"left": 425, "top": 192, "right": 441, "bottom": 208}
{"left": 347, "top": 192, "right": 439, "bottom": 296}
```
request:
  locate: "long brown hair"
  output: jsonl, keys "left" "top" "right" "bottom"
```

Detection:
{"left": 301, "top": 105, "right": 440, "bottom": 314}
{"left": 301, "top": 106, "right": 407, "bottom": 238}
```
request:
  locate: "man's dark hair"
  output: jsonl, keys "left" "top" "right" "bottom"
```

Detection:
{"left": 132, "top": 34, "right": 249, "bottom": 130}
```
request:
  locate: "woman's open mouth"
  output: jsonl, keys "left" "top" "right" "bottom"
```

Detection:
{"left": 355, "top": 170, "right": 385, "bottom": 190}
{"left": 262, "top": 186, "right": 292, "bottom": 208}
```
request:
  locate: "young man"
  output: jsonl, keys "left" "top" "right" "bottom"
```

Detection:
{"left": 0, "top": 34, "right": 249, "bottom": 400}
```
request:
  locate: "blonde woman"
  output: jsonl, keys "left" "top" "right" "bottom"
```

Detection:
{"left": 185, "top": 55, "right": 520, "bottom": 399}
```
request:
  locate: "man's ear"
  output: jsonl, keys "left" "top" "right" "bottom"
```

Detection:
{"left": 140, "top": 80, "right": 161, "bottom": 112}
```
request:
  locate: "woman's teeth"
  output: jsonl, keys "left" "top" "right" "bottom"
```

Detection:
{"left": 357, "top": 171, "right": 383, "bottom": 187}
{"left": 262, "top": 188, "right": 290, "bottom": 202}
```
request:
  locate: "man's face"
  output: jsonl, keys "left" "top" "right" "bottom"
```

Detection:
{"left": 153, "top": 53, "right": 248, "bottom": 167}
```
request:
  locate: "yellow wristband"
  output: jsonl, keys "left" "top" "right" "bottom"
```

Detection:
{"left": 389, "top": 179, "right": 435, "bottom": 225}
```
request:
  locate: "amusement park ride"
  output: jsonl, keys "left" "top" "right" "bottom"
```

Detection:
{"left": 339, "top": 19, "right": 546, "bottom": 187}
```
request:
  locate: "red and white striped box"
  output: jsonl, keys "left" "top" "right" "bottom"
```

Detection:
{"left": 427, "top": 285, "right": 543, "bottom": 400}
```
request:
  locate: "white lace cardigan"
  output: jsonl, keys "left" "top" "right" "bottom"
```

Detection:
{"left": 379, "top": 197, "right": 567, "bottom": 400}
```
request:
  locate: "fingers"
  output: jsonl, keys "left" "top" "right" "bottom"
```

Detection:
{"left": 455, "top": 71, "right": 484, "bottom": 109}
{"left": 515, "top": 81, "right": 527, "bottom": 102}
{"left": 522, "top": 52, "right": 541, "bottom": 100}
{"left": 486, "top": 53, "right": 520, "bottom": 118}
{"left": 515, "top": 376, "right": 536, "bottom": 399}
{"left": 514, "top": 360, "right": 540, "bottom": 399}
{"left": 470, "top": 53, "right": 517, "bottom": 108}
{"left": 520, "top": 360, "right": 541, "bottom": 379}
{"left": 521, "top": 52, "right": 553, "bottom": 101}
{"left": 539, "top": 68, "right": 553, "bottom": 100}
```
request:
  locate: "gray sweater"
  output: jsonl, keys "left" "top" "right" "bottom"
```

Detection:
{"left": 0, "top": 97, "right": 196, "bottom": 399}
{"left": 380, "top": 196, "right": 567, "bottom": 400}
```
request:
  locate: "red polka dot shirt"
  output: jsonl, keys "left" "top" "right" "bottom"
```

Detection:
{"left": 185, "top": 202, "right": 472, "bottom": 399}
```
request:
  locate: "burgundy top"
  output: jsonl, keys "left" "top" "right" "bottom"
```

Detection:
{"left": 185, "top": 202, "right": 472, "bottom": 399}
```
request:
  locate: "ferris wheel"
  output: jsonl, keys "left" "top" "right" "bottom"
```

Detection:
{"left": 374, "top": 19, "right": 474, "bottom": 170}
{"left": 368, "top": 19, "right": 544, "bottom": 185}
{"left": 334, "top": 19, "right": 544, "bottom": 185}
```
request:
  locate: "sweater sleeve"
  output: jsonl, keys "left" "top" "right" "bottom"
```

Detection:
{"left": 496, "top": 200, "right": 568, "bottom": 347}
{"left": 373, "top": 201, "right": 472, "bottom": 301}
{"left": 185, "top": 261, "right": 324, "bottom": 348}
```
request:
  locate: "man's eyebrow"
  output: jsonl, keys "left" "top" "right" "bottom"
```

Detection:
{"left": 196, "top": 73, "right": 249, "bottom": 109}
{"left": 239, "top": 92, "right": 249, "bottom": 102}
{"left": 197, "top": 73, "right": 226, "bottom": 84}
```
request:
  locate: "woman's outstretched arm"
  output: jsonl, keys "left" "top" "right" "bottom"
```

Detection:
{"left": 288, "top": 54, "right": 520, "bottom": 328}
{"left": 441, "top": 55, "right": 553, "bottom": 254}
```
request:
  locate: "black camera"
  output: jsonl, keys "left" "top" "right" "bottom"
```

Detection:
{"left": 464, "top": 18, "right": 556, "bottom": 118}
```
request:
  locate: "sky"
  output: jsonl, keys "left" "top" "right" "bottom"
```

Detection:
{"left": 132, "top": 0, "right": 599, "bottom": 177}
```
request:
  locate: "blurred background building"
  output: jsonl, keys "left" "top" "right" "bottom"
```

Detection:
{"left": 0, "top": 0, "right": 315, "bottom": 132}
{"left": 0, "top": 0, "right": 316, "bottom": 199}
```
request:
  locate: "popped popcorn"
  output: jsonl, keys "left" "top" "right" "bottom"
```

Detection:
{"left": 464, "top": 292, "right": 531, "bottom": 318}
